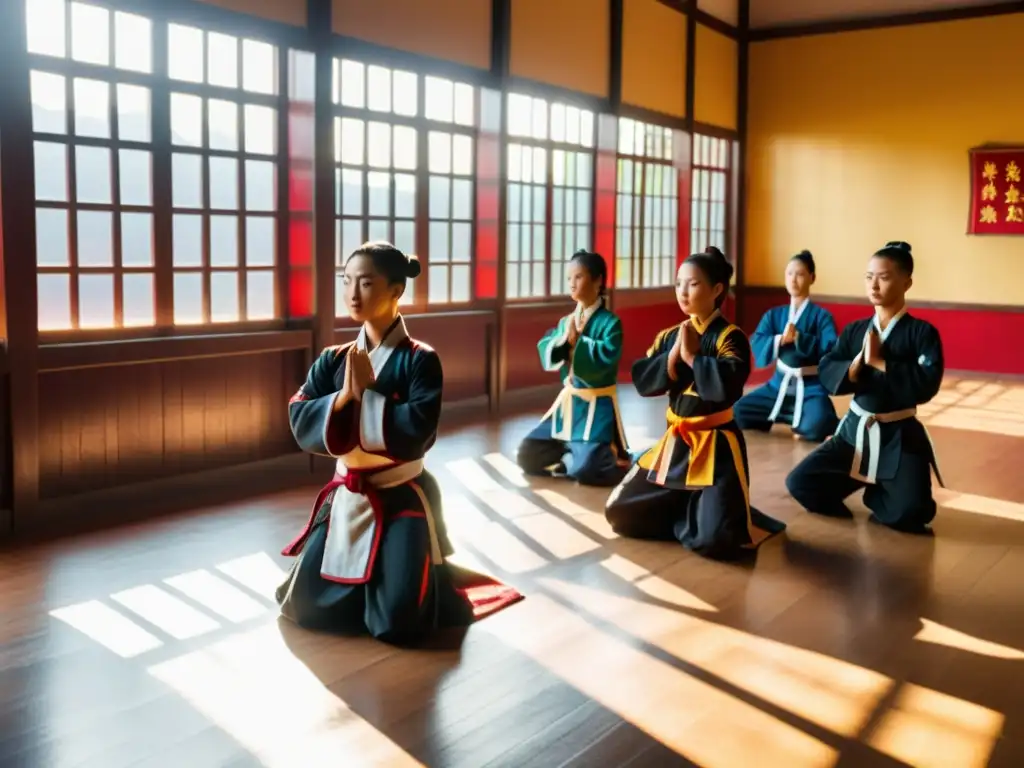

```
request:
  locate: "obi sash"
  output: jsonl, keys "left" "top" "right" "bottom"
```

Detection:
{"left": 768, "top": 359, "right": 819, "bottom": 428}
{"left": 646, "top": 407, "right": 736, "bottom": 487}
{"left": 541, "top": 383, "right": 624, "bottom": 444}
{"left": 840, "top": 401, "right": 944, "bottom": 486}
{"left": 281, "top": 459, "right": 443, "bottom": 584}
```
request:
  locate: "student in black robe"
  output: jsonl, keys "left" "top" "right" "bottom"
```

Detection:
{"left": 785, "top": 241, "right": 945, "bottom": 533}
{"left": 604, "top": 247, "right": 787, "bottom": 560}
{"left": 277, "top": 242, "right": 522, "bottom": 643}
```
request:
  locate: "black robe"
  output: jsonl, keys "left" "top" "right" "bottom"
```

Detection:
{"left": 605, "top": 310, "right": 786, "bottom": 560}
{"left": 278, "top": 315, "right": 523, "bottom": 642}
{"left": 786, "top": 308, "right": 945, "bottom": 531}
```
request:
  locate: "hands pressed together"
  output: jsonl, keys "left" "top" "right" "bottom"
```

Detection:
{"left": 849, "top": 326, "right": 885, "bottom": 381}
{"left": 667, "top": 320, "right": 701, "bottom": 380}
{"left": 335, "top": 345, "right": 376, "bottom": 410}
{"left": 781, "top": 322, "right": 798, "bottom": 346}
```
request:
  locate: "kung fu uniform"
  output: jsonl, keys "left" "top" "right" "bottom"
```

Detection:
{"left": 517, "top": 299, "right": 630, "bottom": 487}
{"left": 605, "top": 310, "right": 787, "bottom": 560}
{"left": 785, "top": 308, "right": 945, "bottom": 532}
{"left": 278, "top": 316, "right": 523, "bottom": 642}
{"left": 735, "top": 298, "right": 840, "bottom": 442}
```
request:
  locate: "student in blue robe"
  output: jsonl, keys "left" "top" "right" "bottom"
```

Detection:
{"left": 786, "top": 241, "right": 945, "bottom": 533}
{"left": 735, "top": 249, "right": 840, "bottom": 442}
{"left": 604, "top": 246, "right": 787, "bottom": 560}
{"left": 516, "top": 249, "right": 631, "bottom": 487}
{"left": 277, "top": 242, "right": 523, "bottom": 643}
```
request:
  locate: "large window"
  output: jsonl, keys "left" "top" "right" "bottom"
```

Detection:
{"left": 26, "top": 0, "right": 283, "bottom": 331}
{"left": 690, "top": 133, "right": 731, "bottom": 260}
{"left": 615, "top": 117, "right": 678, "bottom": 289}
{"left": 505, "top": 93, "right": 595, "bottom": 299}
{"left": 168, "top": 24, "right": 279, "bottom": 325}
{"left": 28, "top": 0, "right": 156, "bottom": 330}
{"left": 333, "top": 58, "right": 477, "bottom": 313}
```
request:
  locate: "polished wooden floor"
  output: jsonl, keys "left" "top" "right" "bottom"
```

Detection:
{"left": 2, "top": 376, "right": 1024, "bottom": 768}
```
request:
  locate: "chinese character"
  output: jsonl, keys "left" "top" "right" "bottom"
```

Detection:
{"left": 1007, "top": 185, "right": 1021, "bottom": 205}
{"left": 980, "top": 205, "right": 998, "bottom": 223}
{"left": 1007, "top": 205, "right": 1024, "bottom": 223}
{"left": 982, "top": 182, "right": 998, "bottom": 201}
{"left": 983, "top": 161, "right": 998, "bottom": 180}
{"left": 1007, "top": 161, "right": 1022, "bottom": 184}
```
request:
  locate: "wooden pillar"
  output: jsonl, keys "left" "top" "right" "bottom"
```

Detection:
{"left": 308, "top": 0, "right": 335, "bottom": 358}
{"left": 734, "top": 0, "right": 750, "bottom": 325}
{"left": 490, "top": 0, "right": 511, "bottom": 410}
{"left": 685, "top": 0, "right": 697, "bottom": 131}
{"left": 0, "top": 0, "right": 40, "bottom": 532}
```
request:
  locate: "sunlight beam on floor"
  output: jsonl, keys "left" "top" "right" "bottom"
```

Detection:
{"left": 532, "top": 487, "right": 617, "bottom": 540}
{"left": 476, "top": 592, "right": 838, "bottom": 767}
{"left": 867, "top": 683, "right": 1005, "bottom": 768}
{"left": 540, "top": 576, "right": 891, "bottom": 740}
{"left": 914, "top": 618, "right": 1024, "bottom": 660}
{"left": 935, "top": 489, "right": 1024, "bottom": 523}
{"left": 49, "top": 600, "right": 164, "bottom": 658}
{"left": 216, "top": 553, "right": 289, "bottom": 601}
{"left": 443, "top": 492, "right": 549, "bottom": 574}
{"left": 164, "top": 569, "right": 271, "bottom": 623}
{"left": 148, "top": 623, "right": 423, "bottom": 768}
{"left": 111, "top": 584, "right": 222, "bottom": 640}
{"left": 482, "top": 452, "right": 530, "bottom": 488}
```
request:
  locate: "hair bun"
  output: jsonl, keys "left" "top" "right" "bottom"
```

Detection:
{"left": 405, "top": 254, "right": 422, "bottom": 278}
{"left": 798, "top": 249, "right": 813, "bottom": 258}
{"left": 884, "top": 240, "right": 912, "bottom": 253}
{"left": 704, "top": 245, "right": 726, "bottom": 261}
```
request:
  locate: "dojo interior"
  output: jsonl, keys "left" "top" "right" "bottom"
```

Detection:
{"left": 2, "top": 0, "right": 1024, "bottom": 766}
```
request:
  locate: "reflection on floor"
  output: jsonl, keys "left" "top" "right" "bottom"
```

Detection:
{"left": 2, "top": 377, "right": 1024, "bottom": 767}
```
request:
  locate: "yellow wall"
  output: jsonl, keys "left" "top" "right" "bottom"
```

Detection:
{"left": 510, "top": 0, "right": 610, "bottom": 97}
{"left": 621, "top": 0, "right": 687, "bottom": 118}
{"left": 198, "top": 0, "right": 306, "bottom": 26}
{"left": 694, "top": 23, "right": 737, "bottom": 130}
{"left": 747, "top": 14, "right": 1024, "bottom": 304}
{"left": 333, "top": 0, "right": 492, "bottom": 71}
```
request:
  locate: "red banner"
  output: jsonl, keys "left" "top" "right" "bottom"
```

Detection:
{"left": 967, "top": 146, "right": 1024, "bottom": 235}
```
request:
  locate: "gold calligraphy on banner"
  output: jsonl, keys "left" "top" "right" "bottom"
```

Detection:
{"left": 969, "top": 147, "right": 1024, "bottom": 234}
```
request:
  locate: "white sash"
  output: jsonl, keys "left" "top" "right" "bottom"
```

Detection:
{"left": 840, "top": 401, "right": 917, "bottom": 484}
{"left": 768, "top": 359, "right": 819, "bottom": 428}
{"left": 541, "top": 383, "right": 625, "bottom": 444}
{"left": 321, "top": 458, "right": 443, "bottom": 582}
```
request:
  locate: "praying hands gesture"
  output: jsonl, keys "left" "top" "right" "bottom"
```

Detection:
{"left": 668, "top": 320, "right": 701, "bottom": 379}
{"left": 565, "top": 314, "right": 580, "bottom": 347}
{"left": 335, "top": 345, "right": 376, "bottom": 410}
{"left": 781, "top": 323, "right": 798, "bottom": 346}
{"left": 863, "top": 326, "right": 885, "bottom": 371}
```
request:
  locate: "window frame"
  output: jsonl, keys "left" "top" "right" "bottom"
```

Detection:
{"left": 25, "top": 0, "right": 296, "bottom": 344}
{"left": 330, "top": 51, "right": 484, "bottom": 316}
{"left": 689, "top": 131, "right": 733, "bottom": 267}
{"left": 503, "top": 89, "right": 598, "bottom": 303}
{"left": 613, "top": 116, "right": 681, "bottom": 291}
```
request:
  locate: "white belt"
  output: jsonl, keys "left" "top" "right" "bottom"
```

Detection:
{"left": 542, "top": 383, "right": 621, "bottom": 443}
{"left": 768, "top": 359, "right": 819, "bottom": 428}
{"left": 321, "top": 458, "right": 442, "bottom": 582}
{"left": 842, "top": 401, "right": 916, "bottom": 485}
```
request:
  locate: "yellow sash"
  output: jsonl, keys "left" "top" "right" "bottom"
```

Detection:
{"left": 641, "top": 407, "right": 736, "bottom": 487}
{"left": 541, "top": 383, "right": 624, "bottom": 443}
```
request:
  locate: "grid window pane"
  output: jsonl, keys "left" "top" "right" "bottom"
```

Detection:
{"left": 689, "top": 134, "right": 732, "bottom": 281}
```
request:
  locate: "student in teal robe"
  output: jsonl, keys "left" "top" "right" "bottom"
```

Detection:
{"left": 278, "top": 242, "right": 523, "bottom": 643}
{"left": 516, "top": 250, "right": 631, "bottom": 487}
{"left": 735, "top": 250, "right": 840, "bottom": 442}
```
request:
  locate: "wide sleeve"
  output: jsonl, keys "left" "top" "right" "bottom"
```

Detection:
{"left": 873, "top": 322, "right": 944, "bottom": 405}
{"left": 793, "top": 307, "right": 839, "bottom": 362}
{"left": 631, "top": 327, "right": 693, "bottom": 397}
{"left": 537, "top": 316, "right": 571, "bottom": 372}
{"left": 572, "top": 315, "right": 623, "bottom": 380}
{"left": 288, "top": 347, "right": 357, "bottom": 457}
{"left": 817, "top": 323, "right": 866, "bottom": 396}
{"left": 691, "top": 326, "right": 751, "bottom": 404}
{"left": 750, "top": 309, "right": 782, "bottom": 369}
{"left": 358, "top": 348, "right": 443, "bottom": 461}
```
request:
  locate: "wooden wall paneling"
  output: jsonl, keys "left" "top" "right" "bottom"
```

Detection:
{"left": 0, "top": 0, "right": 40, "bottom": 532}
{"left": 504, "top": 303, "right": 570, "bottom": 391}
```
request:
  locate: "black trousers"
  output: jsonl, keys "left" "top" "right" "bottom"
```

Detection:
{"left": 785, "top": 437, "right": 937, "bottom": 531}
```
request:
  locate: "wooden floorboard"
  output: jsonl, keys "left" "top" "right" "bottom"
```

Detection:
{"left": 3, "top": 375, "right": 1024, "bottom": 767}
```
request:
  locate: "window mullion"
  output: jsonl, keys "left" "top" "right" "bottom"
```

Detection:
{"left": 152, "top": 12, "right": 174, "bottom": 328}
